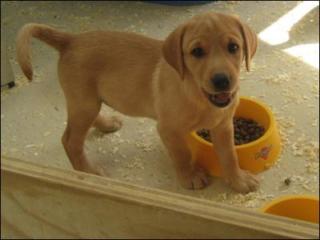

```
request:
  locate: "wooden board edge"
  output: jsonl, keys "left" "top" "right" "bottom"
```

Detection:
{"left": 1, "top": 155, "right": 319, "bottom": 239}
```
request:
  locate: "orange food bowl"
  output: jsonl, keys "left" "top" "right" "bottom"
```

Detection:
{"left": 187, "top": 96, "right": 281, "bottom": 176}
{"left": 261, "top": 195, "right": 319, "bottom": 224}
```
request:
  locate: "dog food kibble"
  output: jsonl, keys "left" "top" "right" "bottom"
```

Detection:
{"left": 197, "top": 129, "right": 211, "bottom": 142}
{"left": 197, "top": 117, "right": 265, "bottom": 145}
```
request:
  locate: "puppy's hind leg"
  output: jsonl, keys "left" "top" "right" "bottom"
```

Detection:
{"left": 62, "top": 98, "right": 107, "bottom": 176}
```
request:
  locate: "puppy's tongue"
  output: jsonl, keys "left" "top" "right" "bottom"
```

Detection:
{"left": 202, "top": 88, "right": 233, "bottom": 108}
{"left": 214, "top": 92, "right": 230, "bottom": 103}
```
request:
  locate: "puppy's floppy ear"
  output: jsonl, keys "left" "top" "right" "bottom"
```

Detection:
{"left": 162, "top": 24, "right": 186, "bottom": 79}
{"left": 235, "top": 18, "right": 258, "bottom": 71}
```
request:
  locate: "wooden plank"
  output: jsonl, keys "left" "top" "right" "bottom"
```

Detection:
{"left": 1, "top": 156, "right": 319, "bottom": 239}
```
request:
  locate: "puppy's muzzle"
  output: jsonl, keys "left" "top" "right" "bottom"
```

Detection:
{"left": 202, "top": 73, "right": 235, "bottom": 108}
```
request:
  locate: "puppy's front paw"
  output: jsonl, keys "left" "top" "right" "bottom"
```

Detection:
{"left": 177, "top": 165, "right": 210, "bottom": 190}
{"left": 226, "top": 170, "right": 259, "bottom": 193}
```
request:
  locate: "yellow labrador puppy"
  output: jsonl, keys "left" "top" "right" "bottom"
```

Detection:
{"left": 16, "top": 12, "right": 258, "bottom": 193}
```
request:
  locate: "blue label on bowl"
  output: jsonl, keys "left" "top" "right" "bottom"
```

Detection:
{"left": 255, "top": 144, "right": 272, "bottom": 160}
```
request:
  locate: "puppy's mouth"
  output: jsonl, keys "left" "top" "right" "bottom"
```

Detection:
{"left": 202, "top": 89, "right": 236, "bottom": 108}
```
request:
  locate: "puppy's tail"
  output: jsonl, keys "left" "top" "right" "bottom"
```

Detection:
{"left": 16, "top": 23, "right": 72, "bottom": 81}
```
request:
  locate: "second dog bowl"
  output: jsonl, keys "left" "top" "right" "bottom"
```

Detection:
{"left": 261, "top": 195, "right": 319, "bottom": 224}
{"left": 187, "top": 96, "right": 281, "bottom": 176}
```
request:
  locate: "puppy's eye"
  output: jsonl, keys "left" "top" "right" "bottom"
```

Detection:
{"left": 191, "top": 47, "right": 205, "bottom": 58}
{"left": 228, "top": 43, "right": 239, "bottom": 54}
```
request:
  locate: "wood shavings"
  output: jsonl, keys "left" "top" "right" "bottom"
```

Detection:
{"left": 302, "top": 184, "right": 312, "bottom": 191}
{"left": 96, "top": 136, "right": 103, "bottom": 143}
{"left": 37, "top": 112, "right": 45, "bottom": 118}
{"left": 112, "top": 146, "right": 119, "bottom": 154}
{"left": 277, "top": 116, "right": 296, "bottom": 128}
{"left": 311, "top": 119, "right": 317, "bottom": 127}
{"left": 125, "top": 156, "right": 144, "bottom": 170}
{"left": 291, "top": 136, "right": 319, "bottom": 161}
{"left": 302, "top": 95, "right": 309, "bottom": 100}
{"left": 138, "top": 119, "right": 145, "bottom": 124}
{"left": 290, "top": 175, "right": 316, "bottom": 192}
{"left": 274, "top": 114, "right": 296, "bottom": 147}
{"left": 263, "top": 73, "right": 290, "bottom": 85}
{"left": 97, "top": 147, "right": 107, "bottom": 154}
{"left": 114, "top": 132, "right": 121, "bottom": 138}
{"left": 12, "top": 74, "right": 29, "bottom": 88}
{"left": 135, "top": 141, "right": 154, "bottom": 152}
{"left": 149, "top": 127, "right": 155, "bottom": 133}
{"left": 280, "top": 88, "right": 306, "bottom": 103}
{"left": 306, "top": 162, "right": 319, "bottom": 174}
{"left": 25, "top": 143, "right": 44, "bottom": 149}
{"left": 217, "top": 191, "right": 275, "bottom": 208}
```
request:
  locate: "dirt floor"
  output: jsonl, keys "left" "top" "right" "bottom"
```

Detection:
{"left": 1, "top": 1, "right": 319, "bottom": 209}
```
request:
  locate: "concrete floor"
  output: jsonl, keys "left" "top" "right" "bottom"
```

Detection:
{"left": 1, "top": 1, "right": 319, "bottom": 209}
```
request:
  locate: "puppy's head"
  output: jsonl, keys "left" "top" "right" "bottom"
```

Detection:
{"left": 162, "top": 12, "right": 257, "bottom": 108}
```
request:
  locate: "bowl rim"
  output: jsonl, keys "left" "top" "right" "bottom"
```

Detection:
{"left": 190, "top": 96, "right": 276, "bottom": 149}
{"left": 261, "top": 194, "right": 319, "bottom": 212}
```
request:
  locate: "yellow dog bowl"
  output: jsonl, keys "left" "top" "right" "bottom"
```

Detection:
{"left": 262, "top": 195, "right": 319, "bottom": 224}
{"left": 187, "top": 96, "right": 281, "bottom": 176}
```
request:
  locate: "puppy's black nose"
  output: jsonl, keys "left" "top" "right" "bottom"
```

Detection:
{"left": 211, "top": 73, "right": 230, "bottom": 91}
